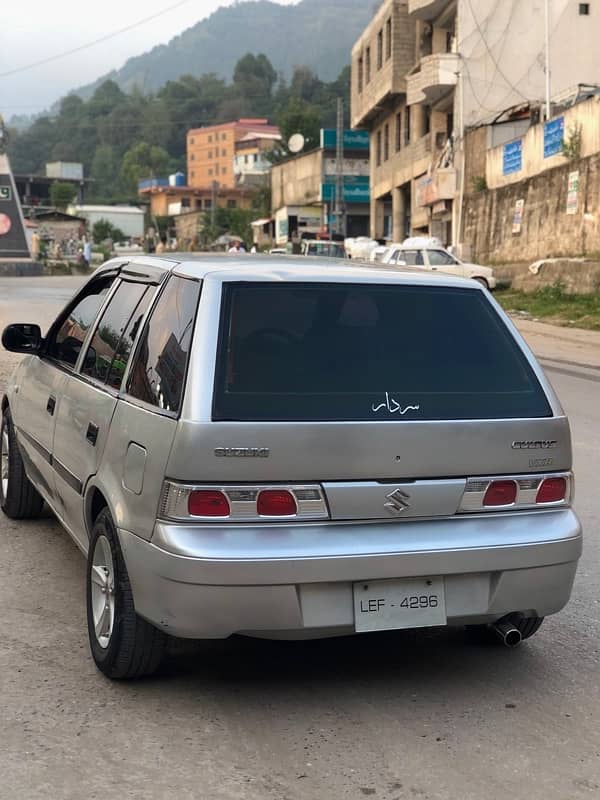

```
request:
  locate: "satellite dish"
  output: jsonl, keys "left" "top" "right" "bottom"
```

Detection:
{"left": 288, "top": 133, "right": 305, "bottom": 153}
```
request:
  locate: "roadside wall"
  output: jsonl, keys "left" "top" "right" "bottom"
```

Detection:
{"left": 463, "top": 152, "right": 600, "bottom": 264}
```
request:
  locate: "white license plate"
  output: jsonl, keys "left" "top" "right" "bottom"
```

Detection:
{"left": 353, "top": 577, "right": 446, "bottom": 633}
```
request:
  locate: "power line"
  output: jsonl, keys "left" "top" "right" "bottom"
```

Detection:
{"left": 0, "top": 0, "right": 196, "bottom": 80}
{"left": 464, "top": 0, "right": 529, "bottom": 103}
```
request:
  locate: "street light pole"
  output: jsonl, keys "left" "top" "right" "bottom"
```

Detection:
{"left": 544, "top": 0, "right": 552, "bottom": 120}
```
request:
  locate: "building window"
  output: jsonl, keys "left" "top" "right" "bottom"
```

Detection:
{"left": 191, "top": 171, "right": 195, "bottom": 179}
{"left": 358, "top": 55, "right": 364, "bottom": 93}
{"left": 222, "top": 149, "right": 227, "bottom": 157}
{"left": 579, "top": 3, "right": 590, "bottom": 14}
{"left": 222, "top": 166, "right": 227, "bottom": 175}
{"left": 222, "top": 133, "right": 227, "bottom": 140}
{"left": 386, "top": 17, "right": 392, "bottom": 60}
{"left": 377, "top": 30, "right": 383, "bottom": 70}
{"left": 383, "top": 123, "right": 389, "bottom": 161}
{"left": 376, "top": 130, "right": 382, "bottom": 167}
{"left": 208, "top": 135, "right": 212, "bottom": 143}
{"left": 227, "top": 199, "right": 237, "bottom": 209}
{"left": 405, "top": 106, "right": 411, "bottom": 145}
{"left": 190, "top": 154, "right": 195, "bottom": 161}
{"left": 395, "top": 112, "right": 402, "bottom": 152}
{"left": 208, "top": 150, "right": 213, "bottom": 159}
{"left": 190, "top": 137, "right": 195, "bottom": 145}
{"left": 366, "top": 46, "right": 371, "bottom": 83}
{"left": 204, "top": 198, "right": 212, "bottom": 209}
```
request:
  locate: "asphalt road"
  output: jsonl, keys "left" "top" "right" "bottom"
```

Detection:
{"left": 1, "top": 277, "right": 599, "bottom": 800}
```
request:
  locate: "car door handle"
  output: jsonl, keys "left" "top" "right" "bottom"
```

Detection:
{"left": 86, "top": 422, "right": 99, "bottom": 446}
{"left": 46, "top": 395, "right": 56, "bottom": 415}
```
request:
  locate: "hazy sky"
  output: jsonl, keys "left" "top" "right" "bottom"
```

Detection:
{"left": 1, "top": 0, "right": 298, "bottom": 120}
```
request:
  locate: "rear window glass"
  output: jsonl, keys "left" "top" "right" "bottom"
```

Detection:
{"left": 213, "top": 283, "right": 552, "bottom": 422}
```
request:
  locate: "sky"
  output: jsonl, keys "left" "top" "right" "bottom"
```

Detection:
{"left": 1, "top": 0, "right": 298, "bottom": 120}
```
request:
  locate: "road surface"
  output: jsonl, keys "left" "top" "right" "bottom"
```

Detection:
{"left": 0, "top": 277, "right": 598, "bottom": 800}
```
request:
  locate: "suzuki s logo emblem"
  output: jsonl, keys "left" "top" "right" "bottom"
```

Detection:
{"left": 384, "top": 488, "right": 412, "bottom": 515}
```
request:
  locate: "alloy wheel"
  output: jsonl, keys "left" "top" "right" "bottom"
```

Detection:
{"left": 1, "top": 423, "right": 9, "bottom": 500}
{"left": 90, "top": 534, "right": 115, "bottom": 649}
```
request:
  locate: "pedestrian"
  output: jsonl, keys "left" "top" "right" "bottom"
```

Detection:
{"left": 156, "top": 236, "right": 167, "bottom": 254}
{"left": 228, "top": 239, "right": 243, "bottom": 253}
{"left": 83, "top": 238, "right": 92, "bottom": 268}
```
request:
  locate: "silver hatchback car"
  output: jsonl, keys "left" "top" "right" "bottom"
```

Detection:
{"left": 1, "top": 256, "right": 582, "bottom": 679}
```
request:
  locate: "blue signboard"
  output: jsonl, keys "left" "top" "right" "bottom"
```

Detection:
{"left": 503, "top": 139, "right": 522, "bottom": 175}
{"left": 544, "top": 117, "right": 564, "bottom": 158}
{"left": 321, "top": 175, "right": 370, "bottom": 204}
{"left": 320, "top": 129, "right": 370, "bottom": 151}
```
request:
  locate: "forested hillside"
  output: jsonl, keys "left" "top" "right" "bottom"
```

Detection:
{"left": 8, "top": 55, "right": 351, "bottom": 204}
{"left": 76, "top": 0, "right": 371, "bottom": 97}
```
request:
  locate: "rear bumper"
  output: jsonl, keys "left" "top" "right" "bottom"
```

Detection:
{"left": 118, "top": 509, "right": 582, "bottom": 638}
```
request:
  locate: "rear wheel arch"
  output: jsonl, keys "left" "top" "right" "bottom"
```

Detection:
{"left": 86, "top": 485, "right": 110, "bottom": 537}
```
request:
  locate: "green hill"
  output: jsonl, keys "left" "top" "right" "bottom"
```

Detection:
{"left": 77, "top": 0, "right": 373, "bottom": 97}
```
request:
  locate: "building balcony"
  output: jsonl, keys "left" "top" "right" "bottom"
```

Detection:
{"left": 406, "top": 52, "right": 459, "bottom": 106}
{"left": 415, "top": 167, "right": 457, "bottom": 207}
{"left": 408, "top": 0, "right": 455, "bottom": 22}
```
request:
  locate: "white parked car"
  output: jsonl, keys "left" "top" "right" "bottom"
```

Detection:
{"left": 382, "top": 245, "right": 497, "bottom": 290}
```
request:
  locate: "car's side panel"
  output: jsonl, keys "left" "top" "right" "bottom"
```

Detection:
{"left": 52, "top": 378, "right": 118, "bottom": 549}
{"left": 12, "top": 356, "right": 67, "bottom": 502}
{"left": 92, "top": 398, "right": 178, "bottom": 540}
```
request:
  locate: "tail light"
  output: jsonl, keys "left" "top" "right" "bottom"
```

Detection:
{"left": 536, "top": 477, "right": 568, "bottom": 504}
{"left": 188, "top": 490, "right": 230, "bottom": 517}
{"left": 460, "top": 472, "right": 572, "bottom": 513}
{"left": 257, "top": 489, "right": 297, "bottom": 517}
{"left": 159, "top": 482, "right": 328, "bottom": 522}
{"left": 483, "top": 480, "right": 517, "bottom": 507}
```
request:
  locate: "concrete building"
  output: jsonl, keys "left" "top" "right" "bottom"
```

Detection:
{"left": 68, "top": 204, "right": 144, "bottom": 239}
{"left": 186, "top": 119, "right": 280, "bottom": 190}
{"left": 234, "top": 131, "right": 282, "bottom": 186}
{"left": 137, "top": 182, "right": 254, "bottom": 218}
{"left": 271, "top": 129, "right": 370, "bottom": 245}
{"left": 352, "top": 0, "right": 600, "bottom": 247}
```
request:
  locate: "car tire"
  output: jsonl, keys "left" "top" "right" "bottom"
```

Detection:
{"left": 87, "top": 508, "right": 167, "bottom": 679}
{"left": 0, "top": 407, "right": 44, "bottom": 519}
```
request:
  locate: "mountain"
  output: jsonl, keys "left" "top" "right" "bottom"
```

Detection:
{"left": 76, "top": 0, "right": 375, "bottom": 98}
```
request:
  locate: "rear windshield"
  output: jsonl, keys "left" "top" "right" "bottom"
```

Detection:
{"left": 305, "top": 242, "right": 345, "bottom": 258}
{"left": 213, "top": 283, "right": 552, "bottom": 422}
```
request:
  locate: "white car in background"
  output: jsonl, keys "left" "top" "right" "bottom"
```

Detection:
{"left": 382, "top": 244, "right": 497, "bottom": 290}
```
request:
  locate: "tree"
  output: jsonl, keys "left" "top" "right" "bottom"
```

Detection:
{"left": 119, "top": 142, "right": 171, "bottom": 195}
{"left": 50, "top": 182, "right": 77, "bottom": 211}
{"left": 92, "top": 219, "right": 125, "bottom": 244}
{"left": 232, "top": 54, "right": 277, "bottom": 115}
{"left": 277, "top": 97, "right": 321, "bottom": 152}
{"left": 90, "top": 144, "right": 119, "bottom": 203}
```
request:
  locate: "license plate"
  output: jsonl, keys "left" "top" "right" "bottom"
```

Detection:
{"left": 353, "top": 577, "right": 446, "bottom": 633}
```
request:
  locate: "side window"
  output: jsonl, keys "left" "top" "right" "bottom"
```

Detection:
{"left": 400, "top": 250, "right": 423, "bottom": 266}
{"left": 127, "top": 276, "right": 201, "bottom": 414}
{"left": 106, "top": 288, "right": 154, "bottom": 390}
{"left": 46, "top": 277, "right": 115, "bottom": 367}
{"left": 428, "top": 250, "right": 457, "bottom": 266}
{"left": 81, "top": 281, "right": 147, "bottom": 385}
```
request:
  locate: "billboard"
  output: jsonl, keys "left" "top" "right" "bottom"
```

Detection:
{"left": 544, "top": 117, "right": 564, "bottom": 159}
{"left": 503, "top": 140, "right": 523, "bottom": 175}
{"left": 321, "top": 175, "right": 370, "bottom": 204}
{"left": 320, "top": 129, "right": 370, "bottom": 151}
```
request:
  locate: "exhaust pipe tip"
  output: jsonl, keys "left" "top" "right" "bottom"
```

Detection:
{"left": 490, "top": 619, "right": 523, "bottom": 648}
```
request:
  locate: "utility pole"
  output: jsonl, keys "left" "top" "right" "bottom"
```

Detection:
{"left": 544, "top": 0, "right": 552, "bottom": 119}
{"left": 211, "top": 180, "right": 218, "bottom": 229}
{"left": 334, "top": 97, "right": 345, "bottom": 237}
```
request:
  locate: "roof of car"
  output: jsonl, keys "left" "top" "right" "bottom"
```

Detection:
{"left": 99, "top": 253, "right": 481, "bottom": 289}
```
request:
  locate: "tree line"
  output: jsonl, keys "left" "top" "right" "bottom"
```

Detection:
{"left": 8, "top": 54, "right": 350, "bottom": 204}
